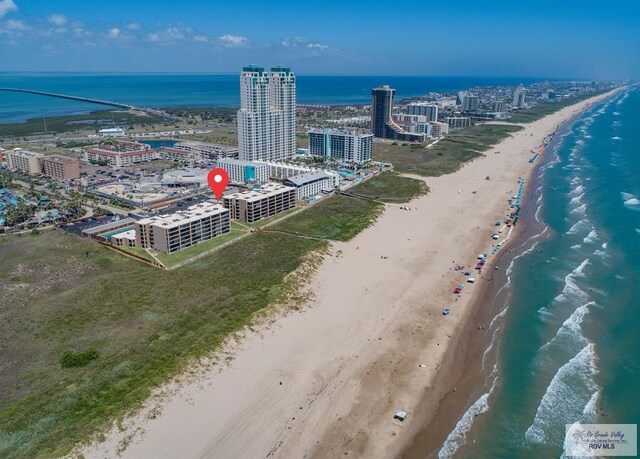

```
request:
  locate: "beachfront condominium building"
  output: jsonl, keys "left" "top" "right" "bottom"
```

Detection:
{"left": 265, "top": 161, "right": 340, "bottom": 188}
{"left": 307, "top": 129, "right": 373, "bottom": 164}
{"left": 283, "top": 170, "right": 334, "bottom": 200}
{"left": 134, "top": 202, "right": 230, "bottom": 253}
{"left": 216, "top": 158, "right": 269, "bottom": 184}
{"left": 6, "top": 149, "right": 44, "bottom": 174}
{"left": 222, "top": 183, "right": 296, "bottom": 223}
{"left": 492, "top": 101, "right": 506, "bottom": 113}
{"left": 429, "top": 121, "right": 449, "bottom": 138}
{"left": 237, "top": 65, "right": 296, "bottom": 162}
{"left": 405, "top": 102, "right": 438, "bottom": 121}
{"left": 512, "top": 85, "right": 526, "bottom": 108}
{"left": 462, "top": 93, "right": 480, "bottom": 112}
{"left": 371, "top": 85, "right": 426, "bottom": 142}
{"left": 404, "top": 122, "right": 433, "bottom": 138}
{"left": 445, "top": 116, "right": 471, "bottom": 130}
{"left": 39, "top": 155, "right": 81, "bottom": 180}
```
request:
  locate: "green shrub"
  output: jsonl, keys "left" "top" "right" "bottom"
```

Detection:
{"left": 59, "top": 348, "right": 100, "bottom": 368}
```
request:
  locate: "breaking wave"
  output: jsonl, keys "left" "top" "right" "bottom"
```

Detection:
{"left": 622, "top": 192, "right": 640, "bottom": 209}
{"left": 525, "top": 344, "right": 599, "bottom": 444}
{"left": 438, "top": 366, "right": 499, "bottom": 459}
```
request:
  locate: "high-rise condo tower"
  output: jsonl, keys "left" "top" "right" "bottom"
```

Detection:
{"left": 238, "top": 65, "right": 296, "bottom": 161}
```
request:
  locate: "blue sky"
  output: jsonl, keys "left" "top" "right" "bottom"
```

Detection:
{"left": 1, "top": 0, "right": 638, "bottom": 78}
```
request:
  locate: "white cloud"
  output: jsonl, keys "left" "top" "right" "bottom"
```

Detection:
{"left": 73, "top": 27, "right": 92, "bottom": 38}
{"left": 4, "top": 18, "right": 27, "bottom": 31}
{"left": 127, "top": 22, "right": 140, "bottom": 31}
{"left": 144, "top": 26, "right": 192, "bottom": 43}
{"left": 219, "top": 33, "right": 248, "bottom": 47}
{"left": 193, "top": 35, "right": 208, "bottom": 43}
{"left": 108, "top": 27, "right": 120, "bottom": 38}
{"left": 164, "top": 26, "right": 187, "bottom": 40}
{"left": 0, "top": 0, "right": 17, "bottom": 18}
{"left": 282, "top": 36, "right": 310, "bottom": 48}
{"left": 307, "top": 43, "right": 329, "bottom": 51}
{"left": 48, "top": 14, "right": 68, "bottom": 26}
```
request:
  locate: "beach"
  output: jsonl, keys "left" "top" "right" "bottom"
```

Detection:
{"left": 80, "top": 89, "right": 622, "bottom": 459}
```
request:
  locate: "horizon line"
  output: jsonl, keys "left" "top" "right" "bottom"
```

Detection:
{"left": 0, "top": 71, "right": 626, "bottom": 82}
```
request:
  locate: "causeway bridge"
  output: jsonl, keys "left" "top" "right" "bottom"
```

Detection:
{"left": 0, "top": 87, "right": 140, "bottom": 110}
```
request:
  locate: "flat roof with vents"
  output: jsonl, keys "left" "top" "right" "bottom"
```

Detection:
{"left": 137, "top": 202, "right": 228, "bottom": 229}
{"left": 223, "top": 183, "right": 295, "bottom": 203}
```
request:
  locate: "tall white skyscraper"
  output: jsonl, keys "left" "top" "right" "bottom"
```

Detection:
{"left": 237, "top": 65, "right": 296, "bottom": 162}
{"left": 512, "top": 85, "right": 526, "bottom": 108}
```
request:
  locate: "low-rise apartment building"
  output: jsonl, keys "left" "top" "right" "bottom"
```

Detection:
{"left": 6, "top": 149, "right": 44, "bottom": 174}
{"left": 135, "top": 202, "right": 230, "bottom": 253}
{"left": 429, "top": 121, "right": 450, "bottom": 138}
{"left": 84, "top": 141, "right": 158, "bottom": 167}
{"left": 283, "top": 170, "right": 333, "bottom": 200}
{"left": 216, "top": 158, "right": 269, "bottom": 184}
{"left": 222, "top": 183, "right": 296, "bottom": 223}
{"left": 173, "top": 141, "right": 239, "bottom": 161}
{"left": 265, "top": 161, "right": 340, "bottom": 188}
{"left": 446, "top": 116, "right": 471, "bottom": 130}
{"left": 40, "top": 155, "right": 81, "bottom": 180}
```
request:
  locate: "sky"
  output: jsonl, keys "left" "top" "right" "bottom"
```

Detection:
{"left": 0, "top": 0, "right": 639, "bottom": 78}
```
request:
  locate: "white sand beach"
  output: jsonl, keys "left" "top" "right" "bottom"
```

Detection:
{"left": 81, "top": 89, "right": 620, "bottom": 459}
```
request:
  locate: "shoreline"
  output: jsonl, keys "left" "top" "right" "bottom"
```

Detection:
{"left": 398, "top": 103, "right": 585, "bottom": 458}
{"left": 79, "top": 88, "right": 623, "bottom": 459}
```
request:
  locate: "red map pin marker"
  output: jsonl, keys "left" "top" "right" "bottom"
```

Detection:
{"left": 207, "top": 168, "right": 229, "bottom": 201}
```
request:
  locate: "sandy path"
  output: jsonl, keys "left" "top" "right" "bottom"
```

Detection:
{"left": 81, "top": 90, "right": 619, "bottom": 459}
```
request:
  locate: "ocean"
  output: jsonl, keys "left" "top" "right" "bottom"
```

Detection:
{"left": 433, "top": 87, "right": 640, "bottom": 458}
{"left": 0, "top": 73, "right": 555, "bottom": 124}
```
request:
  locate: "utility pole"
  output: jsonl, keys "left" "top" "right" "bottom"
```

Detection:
{"left": 43, "top": 117, "right": 48, "bottom": 133}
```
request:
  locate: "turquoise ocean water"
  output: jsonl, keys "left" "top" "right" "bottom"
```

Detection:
{"left": 0, "top": 74, "right": 554, "bottom": 124}
{"left": 436, "top": 87, "right": 640, "bottom": 458}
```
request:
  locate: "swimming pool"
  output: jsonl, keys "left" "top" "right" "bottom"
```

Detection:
{"left": 100, "top": 226, "right": 134, "bottom": 239}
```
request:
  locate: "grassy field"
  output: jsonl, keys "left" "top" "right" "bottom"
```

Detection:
{"left": 507, "top": 92, "right": 604, "bottom": 123}
{"left": 247, "top": 207, "right": 300, "bottom": 228}
{"left": 0, "top": 230, "right": 325, "bottom": 458}
{"left": 349, "top": 171, "right": 429, "bottom": 202}
{"left": 119, "top": 245, "right": 157, "bottom": 263}
{"left": 154, "top": 228, "right": 246, "bottom": 268}
{"left": 0, "top": 193, "right": 383, "bottom": 458}
{"left": 373, "top": 124, "right": 523, "bottom": 176}
{"left": 273, "top": 194, "right": 383, "bottom": 241}
{"left": 0, "top": 110, "right": 167, "bottom": 138}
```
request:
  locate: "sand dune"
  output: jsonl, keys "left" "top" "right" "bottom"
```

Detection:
{"left": 81, "top": 89, "right": 620, "bottom": 459}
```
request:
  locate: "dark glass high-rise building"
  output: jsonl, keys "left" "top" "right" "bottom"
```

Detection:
{"left": 371, "top": 85, "right": 426, "bottom": 142}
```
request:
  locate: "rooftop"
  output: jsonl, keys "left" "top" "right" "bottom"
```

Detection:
{"left": 217, "top": 158, "right": 268, "bottom": 167}
{"left": 41, "top": 155, "right": 79, "bottom": 164}
{"left": 224, "top": 183, "right": 295, "bottom": 203}
{"left": 174, "top": 141, "right": 238, "bottom": 151}
{"left": 283, "top": 170, "right": 331, "bottom": 187}
{"left": 137, "top": 202, "right": 228, "bottom": 229}
{"left": 8, "top": 149, "right": 44, "bottom": 158}
{"left": 307, "top": 128, "right": 373, "bottom": 138}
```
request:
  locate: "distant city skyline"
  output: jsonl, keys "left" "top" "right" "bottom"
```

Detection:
{"left": 0, "top": 0, "right": 639, "bottom": 79}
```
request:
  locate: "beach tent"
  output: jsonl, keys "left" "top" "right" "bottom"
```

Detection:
{"left": 468, "top": 278, "right": 476, "bottom": 283}
{"left": 394, "top": 410, "right": 408, "bottom": 422}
